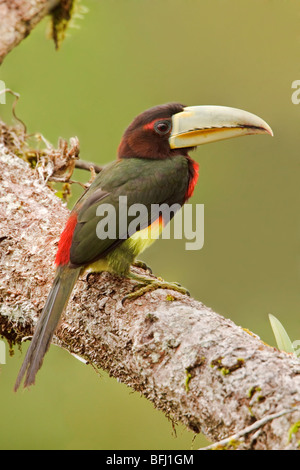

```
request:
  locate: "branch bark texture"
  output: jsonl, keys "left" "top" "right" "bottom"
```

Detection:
{"left": 0, "top": 0, "right": 60, "bottom": 64}
{"left": 1, "top": 140, "right": 300, "bottom": 450}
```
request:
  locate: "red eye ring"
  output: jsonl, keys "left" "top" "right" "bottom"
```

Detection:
{"left": 154, "top": 120, "right": 171, "bottom": 135}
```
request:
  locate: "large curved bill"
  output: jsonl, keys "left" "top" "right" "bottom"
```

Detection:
{"left": 169, "top": 105, "right": 273, "bottom": 149}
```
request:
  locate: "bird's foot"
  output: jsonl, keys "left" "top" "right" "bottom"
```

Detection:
{"left": 122, "top": 272, "right": 190, "bottom": 304}
{"left": 131, "top": 260, "right": 152, "bottom": 274}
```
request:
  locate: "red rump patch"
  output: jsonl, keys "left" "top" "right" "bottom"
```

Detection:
{"left": 185, "top": 159, "right": 199, "bottom": 201}
{"left": 55, "top": 212, "right": 78, "bottom": 266}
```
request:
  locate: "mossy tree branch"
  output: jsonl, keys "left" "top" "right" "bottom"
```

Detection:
{"left": 0, "top": 127, "right": 300, "bottom": 450}
{"left": 0, "top": 0, "right": 71, "bottom": 64}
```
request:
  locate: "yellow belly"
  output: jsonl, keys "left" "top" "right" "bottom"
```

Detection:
{"left": 88, "top": 217, "right": 164, "bottom": 276}
{"left": 126, "top": 216, "right": 163, "bottom": 254}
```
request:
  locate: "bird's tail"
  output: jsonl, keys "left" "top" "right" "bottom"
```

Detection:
{"left": 14, "top": 266, "right": 81, "bottom": 391}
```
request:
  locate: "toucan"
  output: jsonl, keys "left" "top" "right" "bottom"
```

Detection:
{"left": 14, "top": 103, "right": 272, "bottom": 390}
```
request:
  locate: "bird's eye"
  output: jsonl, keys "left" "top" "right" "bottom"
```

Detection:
{"left": 154, "top": 120, "right": 171, "bottom": 135}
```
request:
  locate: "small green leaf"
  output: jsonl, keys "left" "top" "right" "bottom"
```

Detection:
{"left": 288, "top": 421, "right": 300, "bottom": 442}
{"left": 268, "top": 314, "right": 295, "bottom": 354}
{"left": 55, "top": 190, "right": 64, "bottom": 199}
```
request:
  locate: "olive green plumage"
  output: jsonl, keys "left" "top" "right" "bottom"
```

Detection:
{"left": 70, "top": 156, "right": 190, "bottom": 270}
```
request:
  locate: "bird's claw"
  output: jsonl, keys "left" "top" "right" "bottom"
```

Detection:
{"left": 121, "top": 277, "right": 190, "bottom": 304}
{"left": 131, "top": 260, "right": 152, "bottom": 274}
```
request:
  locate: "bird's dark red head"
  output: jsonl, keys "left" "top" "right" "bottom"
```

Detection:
{"left": 118, "top": 102, "right": 188, "bottom": 160}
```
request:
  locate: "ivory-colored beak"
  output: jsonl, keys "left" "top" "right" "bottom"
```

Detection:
{"left": 169, "top": 105, "right": 273, "bottom": 149}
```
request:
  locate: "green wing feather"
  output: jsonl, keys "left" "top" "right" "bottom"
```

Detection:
{"left": 70, "top": 156, "right": 189, "bottom": 266}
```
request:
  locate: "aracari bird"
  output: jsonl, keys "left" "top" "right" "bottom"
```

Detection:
{"left": 15, "top": 103, "right": 272, "bottom": 390}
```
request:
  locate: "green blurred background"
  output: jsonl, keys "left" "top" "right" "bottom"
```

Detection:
{"left": 0, "top": 0, "right": 299, "bottom": 450}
